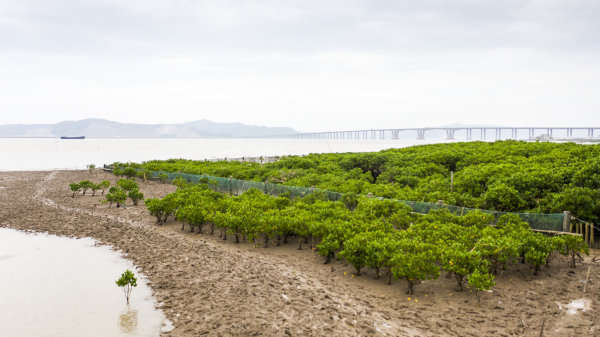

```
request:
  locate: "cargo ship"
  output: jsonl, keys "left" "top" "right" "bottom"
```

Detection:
{"left": 60, "top": 136, "right": 86, "bottom": 139}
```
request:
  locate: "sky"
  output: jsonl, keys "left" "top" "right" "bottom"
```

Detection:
{"left": 1, "top": 0, "right": 599, "bottom": 132}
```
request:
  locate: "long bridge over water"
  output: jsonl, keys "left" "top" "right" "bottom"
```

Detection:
{"left": 293, "top": 127, "right": 600, "bottom": 141}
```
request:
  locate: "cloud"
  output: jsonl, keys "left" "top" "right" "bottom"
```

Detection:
{"left": 0, "top": 1, "right": 599, "bottom": 129}
{"left": 2, "top": 0, "right": 599, "bottom": 55}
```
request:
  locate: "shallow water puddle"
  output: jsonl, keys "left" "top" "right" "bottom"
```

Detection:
{"left": 0, "top": 227, "right": 170, "bottom": 337}
{"left": 565, "top": 298, "right": 591, "bottom": 314}
{"left": 556, "top": 298, "right": 592, "bottom": 315}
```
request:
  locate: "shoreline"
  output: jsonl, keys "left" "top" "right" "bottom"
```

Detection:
{"left": 1, "top": 169, "right": 598, "bottom": 336}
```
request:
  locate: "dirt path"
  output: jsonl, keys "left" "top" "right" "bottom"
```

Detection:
{"left": 1, "top": 170, "right": 599, "bottom": 336}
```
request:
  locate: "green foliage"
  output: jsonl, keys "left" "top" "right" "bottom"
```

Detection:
{"left": 128, "top": 189, "right": 144, "bottom": 206}
{"left": 341, "top": 193, "right": 359, "bottom": 210}
{"left": 159, "top": 173, "right": 169, "bottom": 183}
{"left": 123, "top": 167, "right": 137, "bottom": 178}
{"left": 116, "top": 141, "right": 600, "bottom": 223}
{"left": 390, "top": 237, "right": 440, "bottom": 295}
{"left": 105, "top": 187, "right": 127, "bottom": 208}
{"left": 172, "top": 176, "right": 188, "bottom": 189}
{"left": 555, "top": 234, "right": 589, "bottom": 268}
{"left": 79, "top": 180, "right": 93, "bottom": 196}
{"left": 467, "top": 268, "right": 495, "bottom": 297}
{"left": 99, "top": 180, "right": 111, "bottom": 195}
{"left": 69, "top": 183, "right": 81, "bottom": 197}
{"left": 90, "top": 183, "right": 100, "bottom": 196}
{"left": 146, "top": 193, "right": 178, "bottom": 225}
{"left": 117, "top": 179, "right": 139, "bottom": 192}
{"left": 115, "top": 269, "right": 137, "bottom": 305}
{"left": 339, "top": 230, "right": 372, "bottom": 275}
{"left": 70, "top": 180, "right": 110, "bottom": 197}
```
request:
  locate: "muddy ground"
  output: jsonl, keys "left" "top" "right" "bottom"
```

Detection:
{"left": 0, "top": 169, "right": 598, "bottom": 337}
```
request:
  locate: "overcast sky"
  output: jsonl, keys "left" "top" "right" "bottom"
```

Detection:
{"left": 1, "top": 0, "right": 599, "bottom": 131}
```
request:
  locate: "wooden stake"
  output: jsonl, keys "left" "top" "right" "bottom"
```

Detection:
{"left": 538, "top": 319, "right": 545, "bottom": 337}
{"left": 570, "top": 221, "right": 573, "bottom": 233}
{"left": 583, "top": 266, "right": 591, "bottom": 293}
{"left": 587, "top": 223, "right": 591, "bottom": 247}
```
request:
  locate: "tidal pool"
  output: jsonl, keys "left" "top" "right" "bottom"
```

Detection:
{"left": 0, "top": 227, "right": 170, "bottom": 337}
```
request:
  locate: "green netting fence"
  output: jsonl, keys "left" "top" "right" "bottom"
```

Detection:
{"left": 141, "top": 169, "right": 565, "bottom": 232}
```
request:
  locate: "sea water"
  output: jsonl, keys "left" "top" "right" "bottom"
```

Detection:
{"left": 0, "top": 228, "right": 169, "bottom": 337}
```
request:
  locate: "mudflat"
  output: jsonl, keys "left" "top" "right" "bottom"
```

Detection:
{"left": 0, "top": 170, "right": 598, "bottom": 336}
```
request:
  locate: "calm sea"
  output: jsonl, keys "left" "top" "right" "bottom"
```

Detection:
{"left": 0, "top": 138, "right": 450, "bottom": 171}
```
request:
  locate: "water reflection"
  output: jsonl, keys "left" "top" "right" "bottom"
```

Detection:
{"left": 119, "top": 308, "right": 139, "bottom": 333}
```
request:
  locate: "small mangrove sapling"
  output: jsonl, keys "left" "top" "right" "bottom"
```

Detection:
{"left": 99, "top": 180, "right": 110, "bottom": 195}
{"left": 69, "top": 183, "right": 81, "bottom": 198}
{"left": 128, "top": 189, "right": 144, "bottom": 206}
{"left": 115, "top": 269, "right": 137, "bottom": 305}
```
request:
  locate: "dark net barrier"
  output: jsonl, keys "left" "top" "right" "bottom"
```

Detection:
{"left": 147, "top": 170, "right": 565, "bottom": 232}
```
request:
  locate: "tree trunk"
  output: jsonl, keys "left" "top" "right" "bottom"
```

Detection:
{"left": 375, "top": 267, "right": 380, "bottom": 279}
{"left": 387, "top": 269, "right": 393, "bottom": 285}
{"left": 406, "top": 280, "right": 414, "bottom": 295}
{"left": 181, "top": 222, "right": 185, "bottom": 231}
{"left": 297, "top": 238, "right": 303, "bottom": 250}
{"left": 235, "top": 233, "right": 240, "bottom": 243}
{"left": 455, "top": 274, "right": 464, "bottom": 291}
{"left": 355, "top": 266, "right": 361, "bottom": 276}
{"left": 263, "top": 235, "right": 269, "bottom": 248}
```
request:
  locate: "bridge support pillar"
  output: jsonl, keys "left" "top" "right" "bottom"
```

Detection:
{"left": 466, "top": 128, "right": 472, "bottom": 140}
{"left": 445, "top": 129, "right": 455, "bottom": 140}
{"left": 416, "top": 129, "right": 425, "bottom": 140}
{"left": 392, "top": 130, "right": 400, "bottom": 139}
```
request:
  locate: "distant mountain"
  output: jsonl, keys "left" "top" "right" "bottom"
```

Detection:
{"left": 0, "top": 119, "right": 298, "bottom": 138}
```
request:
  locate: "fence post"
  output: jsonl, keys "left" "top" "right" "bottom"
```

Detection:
{"left": 562, "top": 211, "right": 570, "bottom": 232}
